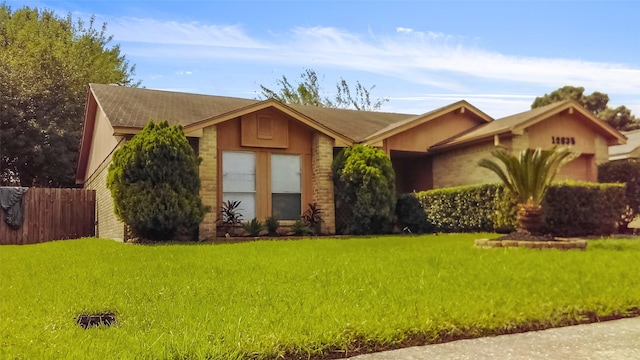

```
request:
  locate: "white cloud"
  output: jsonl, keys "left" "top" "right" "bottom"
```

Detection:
{"left": 102, "top": 16, "right": 269, "bottom": 49}
{"left": 176, "top": 71, "right": 193, "bottom": 75}
{"left": 95, "top": 15, "right": 639, "bottom": 111}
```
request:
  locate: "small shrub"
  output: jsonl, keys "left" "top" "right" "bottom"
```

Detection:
{"left": 290, "top": 219, "right": 312, "bottom": 236}
{"left": 301, "top": 202, "right": 323, "bottom": 234}
{"left": 265, "top": 216, "right": 279, "bottom": 236}
{"left": 395, "top": 193, "right": 432, "bottom": 234}
{"left": 241, "top": 218, "right": 265, "bottom": 237}
{"left": 221, "top": 200, "right": 243, "bottom": 235}
{"left": 222, "top": 200, "right": 243, "bottom": 225}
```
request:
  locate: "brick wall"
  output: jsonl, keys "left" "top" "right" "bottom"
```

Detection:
{"left": 84, "top": 151, "right": 124, "bottom": 241}
{"left": 432, "top": 140, "right": 501, "bottom": 188}
{"left": 312, "top": 133, "right": 335, "bottom": 234}
{"left": 199, "top": 125, "right": 218, "bottom": 239}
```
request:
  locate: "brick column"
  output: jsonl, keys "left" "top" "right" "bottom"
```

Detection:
{"left": 199, "top": 126, "right": 218, "bottom": 240}
{"left": 312, "top": 133, "right": 335, "bottom": 234}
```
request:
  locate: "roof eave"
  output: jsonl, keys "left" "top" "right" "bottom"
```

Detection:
{"left": 75, "top": 87, "right": 98, "bottom": 185}
{"left": 361, "top": 100, "right": 493, "bottom": 145}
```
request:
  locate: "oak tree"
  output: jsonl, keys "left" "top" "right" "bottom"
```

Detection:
{"left": 0, "top": 5, "right": 138, "bottom": 186}
{"left": 531, "top": 86, "right": 639, "bottom": 131}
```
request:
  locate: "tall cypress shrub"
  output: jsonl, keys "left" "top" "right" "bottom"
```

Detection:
{"left": 332, "top": 144, "right": 395, "bottom": 235}
{"left": 107, "top": 120, "right": 208, "bottom": 241}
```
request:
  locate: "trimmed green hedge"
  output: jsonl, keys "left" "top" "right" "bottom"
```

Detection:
{"left": 395, "top": 193, "right": 432, "bottom": 234}
{"left": 598, "top": 160, "right": 640, "bottom": 232}
{"left": 415, "top": 182, "right": 626, "bottom": 237}
{"left": 542, "top": 182, "right": 626, "bottom": 237}
{"left": 415, "top": 184, "right": 513, "bottom": 233}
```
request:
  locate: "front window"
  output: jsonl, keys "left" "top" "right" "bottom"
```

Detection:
{"left": 222, "top": 151, "right": 256, "bottom": 220}
{"left": 271, "top": 154, "right": 301, "bottom": 220}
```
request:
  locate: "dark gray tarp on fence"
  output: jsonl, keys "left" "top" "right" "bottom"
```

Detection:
{"left": 0, "top": 187, "right": 28, "bottom": 230}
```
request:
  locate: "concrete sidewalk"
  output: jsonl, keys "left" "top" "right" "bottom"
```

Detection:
{"left": 350, "top": 317, "right": 640, "bottom": 360}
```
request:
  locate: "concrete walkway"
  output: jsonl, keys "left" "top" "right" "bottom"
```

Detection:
{"left": 350, "top": 317, "right": 640, "bottom": 360}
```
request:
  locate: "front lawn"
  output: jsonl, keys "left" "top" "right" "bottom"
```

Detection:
{"left": 1, "top": 234, "right": 639, "bottom": 359}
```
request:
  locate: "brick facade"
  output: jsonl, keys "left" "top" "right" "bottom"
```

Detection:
{"left": 432, "top": 140, "right": 500, "bottom": 188}
{"left": 84, "top": 151, "right": 125, "bottom": 241}
{"left": 312, "top": 133, "right": 336, "bottom": 234}
{"left": 199, "top": 125, "right": 218, "bottom": 239}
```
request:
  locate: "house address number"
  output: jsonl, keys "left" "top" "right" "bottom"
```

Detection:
{"left": 551, "top": 136, "right": 576, "bottom": 145}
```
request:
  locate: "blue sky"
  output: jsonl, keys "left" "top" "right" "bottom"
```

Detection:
{"left": 8, "top": 0, "right": 640, "bottom": 118}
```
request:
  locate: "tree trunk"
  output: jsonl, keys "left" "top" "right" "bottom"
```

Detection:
{"left": 516, "top": 202, "right": 543, "bottom": 235}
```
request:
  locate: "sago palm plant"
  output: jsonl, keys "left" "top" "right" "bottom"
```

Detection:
{"left": 478, "top": 147, "right": 575, "bottom": 234}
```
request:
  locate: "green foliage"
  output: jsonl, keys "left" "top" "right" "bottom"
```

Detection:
{"left": 332, "top": 145, "right": 396, "bottom": 235}
{"left": 493, "top": 187, "right": 519, "bottom": 233}
{"left": 107, "top": 120, "right": 208, "bottom": 241}
{"left": 416, "top": 182, "right": 626, "bottom": 237}
{"left": 241, "top": 218, "right": 266, "bottom": 237}
{"left": 259, "top": 68, "right": 388, "bottom": 111}
{"left": 598, "top": 160, "right": 640, "bottom": 231}
{"left": 416, "top": 184, "right": 505, "bottom": 233}
{"left": 478, "top": 147, "right": 575, "bottom": 206}
{"left": 301, "top": 202, "right": 323, "bottom": 234}
{"left": 221, "top": 200, "right": 243, "bottom": 228}
{"left": 531, "top": 85, "right": 639, "bottom": 130}
{"left": 395, "top": 193, "right": 432, "bottom": 234}
{"left": 290, "top": 219, "right": 312, "bottom": 236}
{"left": 542, "top": 182, "right": 626, "bottom": 237}
{"left": 0, "top": 4, "right": 138, "bottom": 186}
{"left": 265, "top": 216, "right": 280, "bottom": 236}
{"left": 532, "top": 86, "right": 608, "bottom": 114}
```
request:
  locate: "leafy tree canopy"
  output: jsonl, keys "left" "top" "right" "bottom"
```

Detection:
{"left": 259, "top": 68, "right": 388, "bottom": 111}
{"left": 1, "top": 4, "right": 139, "bottom": 186}
{"left": 531, "top": 86, "right": 639, "bottom": 131}
{"left": 107, "top": 120, "right": 208, "bottom": 241}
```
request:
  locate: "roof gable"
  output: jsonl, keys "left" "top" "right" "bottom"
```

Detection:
{"left": 430, "top": 100, "right": 627, "bottom": 151}
{"left": 183, "top": 99, "right": 354, "bottom": 146}
{"left": 361, "top": 100, "right": 493, "bottom": 145}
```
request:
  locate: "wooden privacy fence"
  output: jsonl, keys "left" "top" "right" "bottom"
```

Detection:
{"left": 0, "top": 188, "right": 95, "bottom": 245}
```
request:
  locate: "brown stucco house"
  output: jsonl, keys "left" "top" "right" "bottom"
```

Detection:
{"left": 76, "top": 84, "right": 626, "bottom": 240}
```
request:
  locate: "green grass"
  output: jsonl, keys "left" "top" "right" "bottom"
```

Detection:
{"left": 1, "top": 234, "right": 639, "bottom": 359}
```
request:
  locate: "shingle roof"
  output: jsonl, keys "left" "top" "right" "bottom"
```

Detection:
{"left": 287, "top": 104, "right": 413, "bottom": 141}
{"left": 429, "top": 100, "right": 617, "bottom": 151}
{"left": 90, "top": 83, "right": 260, "bottom": 128}
{"left": 89, "top": 83, "right": 415, "bottom": 142}
{"left": 609, "top": 129, "right": 640, "bottom": 160}
{"left": 433, "top": 101, "right": 566, "bottom": 150}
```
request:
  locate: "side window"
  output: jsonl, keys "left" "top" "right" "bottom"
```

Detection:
{"left": 222, "top": 151, "right": 256, "bottom": 220}
{"left": 271, "top": 154, "right": 301, "bottom": 220}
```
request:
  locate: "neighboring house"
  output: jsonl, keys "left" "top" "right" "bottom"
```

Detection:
{"left": 609, "top": 129, "right": 640, "bottom": 161}
{"left": 76, "top": 84, "right": 626, "bottom": 240}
